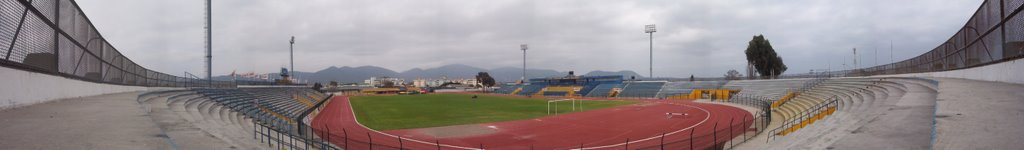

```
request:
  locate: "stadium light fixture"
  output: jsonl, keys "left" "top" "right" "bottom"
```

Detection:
{"left": 645, "top": 24, "right": 656, "bottom": 78}
{"left": 521, "top": 44, "right": 528, "bottom": 82}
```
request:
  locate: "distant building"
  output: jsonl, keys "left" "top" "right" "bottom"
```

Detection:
{"left": 410, "top": 77, "right": 478, "bottom": 87}
{"left": 413, "top": 78, "right": 429, "bottom": 87}
{"left": 364, "top": 77, "right": 405, "bottom": 87}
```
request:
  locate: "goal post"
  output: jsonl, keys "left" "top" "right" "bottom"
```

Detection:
{"left": 547, "top": 99, "right": 583, "bottom": 115}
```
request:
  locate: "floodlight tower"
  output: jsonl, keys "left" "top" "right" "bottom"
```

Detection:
{"left": 644, "top": 24, "right": 656, "bottom": 78}
{"left": 290, "top": 36, "right": 295, "bottom": 82}
{"left": 853, "top": 48, "right": 858, "bottom": 70}
{"left": 521, "top": 44, "right": 528, "bottom": 83}
{"left": 204, "top": 0, "right": 212, "bottom": 87}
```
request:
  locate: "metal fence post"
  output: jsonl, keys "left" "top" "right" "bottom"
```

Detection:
{"left": 661, "top": 132, "right": 665, "bottom": 150}
{"left": 253, "top": 120, "right": 257, "bottom": 140}
{"left": 399, "top": 136, "right": 404, "bottom": 149}
{"left": 436, "top": 140, "right": 441, "bottom": 150}
{"left": 321, "top": 125, "right": 327, "bottom": 150}
{"left": 342, "top": 128, "right": 348, "bottom": 149}
{"left": 305, "top": 125, "right": 310, "bottom": 150}
{"left": 743, "top": 115, "right": 748, "bottom": 142}
{"left": 730, "top": 117, "right": 734, "bottom": 149}
{"left": 625, "top": 138, "right": 629, "bottom": 149}
{"left": 367, "top": 132, "right": 373, "bottom": 150}
{"left": 278, "top": 129, "right": 282, "bottom": 150}
{"left": 268, "top": 124, "right": 272, "bottom": 146}
{"left": 713, "top": 122, "right": 718, "bottom": 149}
{"left": 690, "top": 128, "right": 694, "bottom": 150}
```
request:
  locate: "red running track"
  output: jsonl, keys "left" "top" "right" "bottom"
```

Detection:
{"left": 311, "top": 96, "right": 754, "bottom": 150}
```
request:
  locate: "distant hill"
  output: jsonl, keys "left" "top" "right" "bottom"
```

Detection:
{"left": 216, "top": 64, "right": 642, "bottom": 83}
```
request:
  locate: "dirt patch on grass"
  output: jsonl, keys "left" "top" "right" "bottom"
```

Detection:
{"left": 413, "top": 124, "right": 498, "bottom": 138}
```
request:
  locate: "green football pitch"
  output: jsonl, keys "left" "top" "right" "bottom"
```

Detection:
{"left": 349, "top": 93, "right": 638, "bottom": 130}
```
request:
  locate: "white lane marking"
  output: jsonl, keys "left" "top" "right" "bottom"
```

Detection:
{"left": 573, "top": 102, "right": 712, "bottom": 150}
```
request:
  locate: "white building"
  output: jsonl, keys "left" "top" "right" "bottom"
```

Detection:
{"left": 409, "top": 77, "right": 478, "bottom": 87}
{"left": 412, "top": 78, "right": 428, "bottom": 87}
{"left": 364, "top": 77, "right": 405, "bottom": 87}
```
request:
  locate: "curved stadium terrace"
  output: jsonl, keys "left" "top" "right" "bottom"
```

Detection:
{"left": 1, "top": 0, "right": 1023, "bottom": 149}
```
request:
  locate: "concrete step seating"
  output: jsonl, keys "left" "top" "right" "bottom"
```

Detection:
{"left": 585, "top": 83, "right": 621, "bottom": 97}
{"left": 517, "top": 84, "right": 546, "bottom": 96}
{"left": 655, "top": 81, "right": 729, "bottom": 98}
{"left": 773, "top": 79, "right": 887, "bottom": 132}
{"left": 723, "top": 79, "right": 812, "bottom": 99}
{"left": 140, "top": 87, "right": 330, "bottom": 149}
{"left": 617, "top": 81, "right": 666, "bottom": 98}
{"left": 765, "top": 78, "right": 933, "bottom": 149}
{"left": 137, "top": 91, "right": 261, "bottom": 149}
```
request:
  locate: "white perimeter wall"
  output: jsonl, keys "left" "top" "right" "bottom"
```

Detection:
{"left": 0, "top": 67, "right": 173, "bottom": 110}
{"left": 876, "top": 58, "right": 1024, "bottom": 84}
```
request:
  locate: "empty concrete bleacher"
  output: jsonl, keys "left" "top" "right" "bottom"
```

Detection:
{"left": 585, "top": 83, "right": 621, "bottom": 97}
{"left": 751, "top": 77, "right": 937, "bottom": 149}
{"left": 723, "top": 79, "right": 813, "bottom": 99}
{"left": 537, "top": 86, "right": 580, "bottom": 97}
{"left": 517, "top": 84, "right": 546, "bottom": 96}
{"left": 575, "top": 84, "right": 601, "bottom": 96}
{"left": 495, "top": 85, "right": 522, "bottom": 94}
{"left": 136, "top": 87, "right": 329, "bottom": 149}
{"left": 617, "top": 81, "right": 666, "bottom": 98}
{"left": 656, "top": 81, "right": 729, "bottom": 98}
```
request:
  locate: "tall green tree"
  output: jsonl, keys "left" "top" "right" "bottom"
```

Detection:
{"left": 745, "top": 34, "right": 787, "bottom": 78}
{"left": 475, "top": 72, "right": 496, "bottom": 87}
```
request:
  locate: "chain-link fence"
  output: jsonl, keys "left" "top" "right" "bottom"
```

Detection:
{"left": 831, "top": 0, "right": 1024, "bottom": 77}
{"left": 0, "top": 0, "right": 233, "bottom": 88}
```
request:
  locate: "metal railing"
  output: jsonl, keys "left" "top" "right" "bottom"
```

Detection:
{"left": 0, "top": 0, "right": 234, "bottom": 88}
{"left": 767, "top": 95, "right": 840, "bottom": 142}
{"left": 253, "top": 94, "right": 340, "bottom": 150}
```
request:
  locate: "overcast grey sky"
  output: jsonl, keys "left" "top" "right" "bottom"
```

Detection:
{"left": 77, "top": 0, "right": 982, "bottom": 77}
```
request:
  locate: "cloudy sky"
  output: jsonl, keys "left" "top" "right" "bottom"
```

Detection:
{"left": 77, "top": 0, "right": 982, "bottom": 78}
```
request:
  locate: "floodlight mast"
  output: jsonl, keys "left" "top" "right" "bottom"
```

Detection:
{"left": 645, "top": 24, "right": 656, "bottom": 78}
{"left": 290, "top": 36, "right": 295, "bottom": 82}
{"left": 204, "top": 0, "right": 212, "bottom": 87}
{"left": 521, "top": 44, "right": 528, "bottom": 83}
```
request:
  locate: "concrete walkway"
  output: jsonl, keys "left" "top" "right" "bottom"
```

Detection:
{"left": 931, "top": 78, "right": 1024, "bottom": 149}
{"left": 0, "top": 92, "right": 175, "bottom": 149}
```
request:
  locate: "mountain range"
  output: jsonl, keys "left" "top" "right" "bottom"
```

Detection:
{"left": 216, "top": 64, "right": 642, "bottom": 83}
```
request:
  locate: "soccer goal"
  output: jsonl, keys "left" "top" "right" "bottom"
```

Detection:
{"left": 547, "top": 99, "right": 583, "bottom": 115}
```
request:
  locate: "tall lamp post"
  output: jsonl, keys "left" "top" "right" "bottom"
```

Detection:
{"left": 520, "top": 44, "right": 528, "bottom": 83}
{"left": 290, "top": 36, "right": 295, "bottom": 83}
{"left": 645, "top": 24, "right": 656, "bottom": 78}
{"left": 205, "top": 0, "right": 212, "bottom": 87}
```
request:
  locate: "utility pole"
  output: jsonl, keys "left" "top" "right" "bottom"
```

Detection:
{"left": 645, "top": 24, "right": 656, "bottom": 78}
